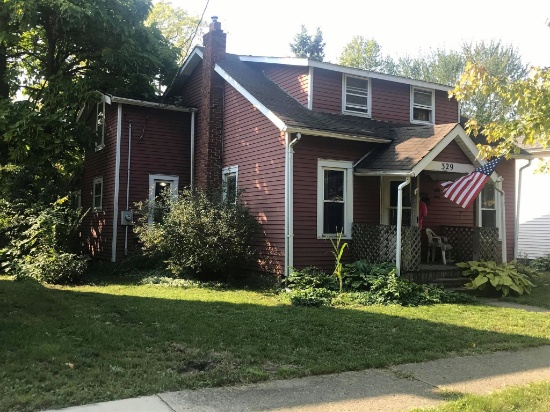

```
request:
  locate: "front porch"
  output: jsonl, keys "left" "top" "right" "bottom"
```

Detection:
{"left": 351, "top": 223, "right": 501, "bottom": 283}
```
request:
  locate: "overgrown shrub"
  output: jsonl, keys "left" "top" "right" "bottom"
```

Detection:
{"left": 13, "top": 252, "right": 87, "bottom": 284}
{"left": 457, "top": 261, "right": 534, "bottom": 297}
{"left": 287, "top": 266, "right": 338, "bottom": 290}
{"left": 288, "top": 287, "right": 336, "bottom": 307}
{"left": 287, "top": 261, "right": 476, "bottom": 307}
{"left": 134, "top": 188, "right": 261, "bottom": 280}
{"left": 342, "top": 260, "right": 394, "bottom": 290}
{"left": 1, "top": 198, "right": 85, "bottom": 283}
{"left": 529, "top": 255, "right": 550, "bottom": 272}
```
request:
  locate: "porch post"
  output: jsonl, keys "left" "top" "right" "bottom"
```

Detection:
{"left": 396, "top": 176, "right": 411, "bottom": 276}
{"left": 496, "top": 178, "right": 506, "bottom": 263}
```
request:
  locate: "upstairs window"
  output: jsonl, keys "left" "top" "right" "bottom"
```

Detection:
{"left": 93, "top": 177, "right": 103, "bottom": 211}
{"left": 411, "top": 87, "right": 434, "bottom": 124}
{"left": 95, "top": 101, "right": 105, "bottom": 150}
{"left": 222, "top": 165, "right": 238, "bottom": 204}
{"left": 343, "top": 75, "right": 371, "bottom": 117}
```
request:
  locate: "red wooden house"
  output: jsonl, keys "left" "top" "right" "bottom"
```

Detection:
{"left": 80, "top": 18, "right": 517, "bottom": 278}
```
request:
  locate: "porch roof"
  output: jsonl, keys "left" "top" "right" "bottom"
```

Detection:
{"left": 354, "top": 123, "right": 484, "bottom": 177}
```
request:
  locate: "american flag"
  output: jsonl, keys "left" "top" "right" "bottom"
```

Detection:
{"left": 440, "top": 156, "right": 503, "bottom": 209}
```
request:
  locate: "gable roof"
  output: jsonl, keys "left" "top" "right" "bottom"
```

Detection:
{"left": 354, "top": 123, "right": 500, "bottom": 179}
{"left": 215, "top": 53, "right": 400, "bottom": 142}
{"left": 239, "top": 56, "right": 453, "bottom": 92}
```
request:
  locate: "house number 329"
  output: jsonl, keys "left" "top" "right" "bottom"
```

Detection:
{"left": 441, "top": 162, "right": 454, "bottom": 171}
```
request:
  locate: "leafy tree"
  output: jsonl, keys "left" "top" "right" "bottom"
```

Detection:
{"left": 289, "top": 25, "right": 325, "bottom": 62}
{"left": 451, "top": 63, "right": 550, "bottom": 164}
{"left": 339, "top": 35, "right": 396, "bottom": 73}
{"left": 145, "top": 0, "right": 206, "bottom": 64}
{"left": 0, "top": 0, "right": 178, "bottom": 177}
{"left": 395, "top": 49, "right": 464, "bottom": 86}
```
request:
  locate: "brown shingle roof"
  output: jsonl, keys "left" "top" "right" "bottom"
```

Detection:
{"left": 217, "top": 54, "right": 403, "bottom": 141}
{"left": 356, "top": 123, "right": 459, "bottom": 171}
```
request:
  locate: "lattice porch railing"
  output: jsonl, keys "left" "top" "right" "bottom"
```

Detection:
{"left": 441, "top": 226, "right": 500, "bottom": 262}
{"left": 351, "top": 224, "right": 421, "bottom": 271}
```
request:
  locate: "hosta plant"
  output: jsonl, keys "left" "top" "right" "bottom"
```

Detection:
{"left": 457, "top": 261, "right": 534, "bottom": 297}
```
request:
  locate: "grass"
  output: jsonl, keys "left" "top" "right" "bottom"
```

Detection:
{"left": 503, "top": 270, "right": 550, "bottom": 309}
{"left": 414, "top": 382, "right": 550, "bottom": 411}
{"left": 2, "top": 275, "right": 550, "bottom": 412}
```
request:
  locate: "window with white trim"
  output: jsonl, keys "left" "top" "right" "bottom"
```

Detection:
{"left": 411, "top": 86, "right": 434, "bottom": 124}
{"left": 480, "top": 182, "right": 497, "bottom": 225}
{"left": 93, "top": 177, "right": 103, "bottom": 211}
{"left": 95, "top": 101, "right": 105, "bottom": 150}
{"left": 317, "top": 160, "right": 353, "bottom": 238}
{"left": 222, "top": 165, "right": 238, "bottom": 204}
{"left": 342, "top": 75, "right": 371, "bottom": 117}
{"left": 148, "top": 174, "right": 179, "bottom": 223}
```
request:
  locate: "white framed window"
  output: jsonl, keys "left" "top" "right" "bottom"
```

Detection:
{"left": 410, "top": 86, "right": 435, "bottom": 124}
{"left": 317, "top": 160, "right": 353, "bottom": 238}
{"left": 381, "top": 178, "right": 412, "bottom": 226}
{"left": 95, "top": 101, "right": 105, "bottom": 150}
{"left": 93, "top": 177, "right": 103, "bottom": 211}
{"left": 148, "top": 174, "right": 179, "bottom": 223}
{"left": 222, "top": 165, "right": 238, "bottom": 203}
{"left": 342, "top": 74, "right": 371, "bottom": 117}
{"left": 478, "top": 182, "right": 502, "bottom": 239}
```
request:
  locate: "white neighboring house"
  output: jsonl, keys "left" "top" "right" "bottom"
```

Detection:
{"left": 516, "top": 145, "right": 550, "bottom": 259}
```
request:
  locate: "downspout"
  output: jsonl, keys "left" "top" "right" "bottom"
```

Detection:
{"left": 284, "top": 132, "right": 301, "bottom": 278}
{"left": 111, "top": 103, "right": 123, "bottom": 262}
{"left": 124, "top": 121, "right": 132, "bottom": 257}
{"left": 396, "top": 175, "right": 412, "bottom": 276}
{"left": 515, "top": 159, "right": 532, "bottom": 259}
{"left": 495, "top": 178, "right": 506, "bottom": 263}
{"left": 190, "top": 111, "right": 196, "bottom": 190}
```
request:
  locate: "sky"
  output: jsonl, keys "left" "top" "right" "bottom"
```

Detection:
{"left": 170, "top": 0, "right": 550, "bottom": 68}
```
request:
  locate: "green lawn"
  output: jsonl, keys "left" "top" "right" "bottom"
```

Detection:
{"left": 503, "top": 271, "right": 550, "bottom": 309}
{"left": 2, "top": 276, "right": 550, "bottom": 412}
{"left": 414, "top": 382, "right": 550, "bottom": 412}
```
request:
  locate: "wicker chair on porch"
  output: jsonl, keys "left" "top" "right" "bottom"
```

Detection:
{"left": 426, "top": 228, "right": 453, "bottom": 265}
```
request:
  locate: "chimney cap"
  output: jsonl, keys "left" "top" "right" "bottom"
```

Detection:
{"left": 211, "top": 16, "right": 218, "bottom": 23}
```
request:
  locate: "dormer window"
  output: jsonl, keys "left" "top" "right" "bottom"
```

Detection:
{"left": 342, "top": 75, "right": 371, "bottom": 117}
{"left": 411, "top": 86, "right": 434, "bottom": 124}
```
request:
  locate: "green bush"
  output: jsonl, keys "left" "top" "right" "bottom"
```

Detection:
{"left": 288, "top": 288, "right": 336, "bottom": 307}
{"left": 342, "top": 260, "right": 394, "bottom": 291}
{"left": 529, "top": 255, "right": 550, "bottom": 272}
{"left": 288, "top": 262, "right": 476, "bottom": 307}
{"left": 1, "top": 198, "right": 85, "bottom": 283}
{"left": 13, "top": 252, "right": 87, "bottom": 284}
{"left": 457, "top": 261, "right": 534, "bottom": 297}
{"left": 287, "top": 266, "right": 338, "bottom": 290}
{"left": 134, "top": 188, "right": 261, "bottom": 280}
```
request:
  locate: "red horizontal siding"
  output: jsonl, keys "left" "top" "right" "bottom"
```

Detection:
{"left": 371, "top": 79, "right": 410, "bottom": 123}
{"left": 223, "top": 84, "right": 286, "bottom": 273}
{"left": 435, "top": 90, "right": 459, "bottom": 124}
{"left": 258, "top": 64, "right": 309, "bottom": 107}
{"left": 311, "top": 69, "right": 341, "bottom": 113}
{"left": 81, "top": 103, "right": 119, "bottom": 261}
{"left": 293, "top": 136, "right": 379, "bottom": 270}
{"left": 496, "top": 159, "right": 516, "bottom": 261}
{"left": 433, "top": 140, "right": 471, "bottom": 163}
{"left": 114, "top": 105, "right": 192, "bottom": 259}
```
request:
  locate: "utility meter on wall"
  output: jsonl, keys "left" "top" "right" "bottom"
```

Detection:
{"left": 121, "top": 210, "right": 134, "bottom": 226}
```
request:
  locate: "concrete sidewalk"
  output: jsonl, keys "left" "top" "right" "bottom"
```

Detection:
{"left": 43, "top": 345, "right": 550, "bottom": 412}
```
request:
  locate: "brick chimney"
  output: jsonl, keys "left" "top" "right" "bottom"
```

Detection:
{"left": 195, "top": 16, "right": 227, "bottom": 190}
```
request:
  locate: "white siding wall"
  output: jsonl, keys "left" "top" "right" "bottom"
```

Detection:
{"left": 517, "top": 157, "right": 550, "bottom": 259}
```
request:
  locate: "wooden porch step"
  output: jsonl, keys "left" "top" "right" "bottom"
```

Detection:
{"left": 428, "top": 277, "right": 469, "bottom": 288}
